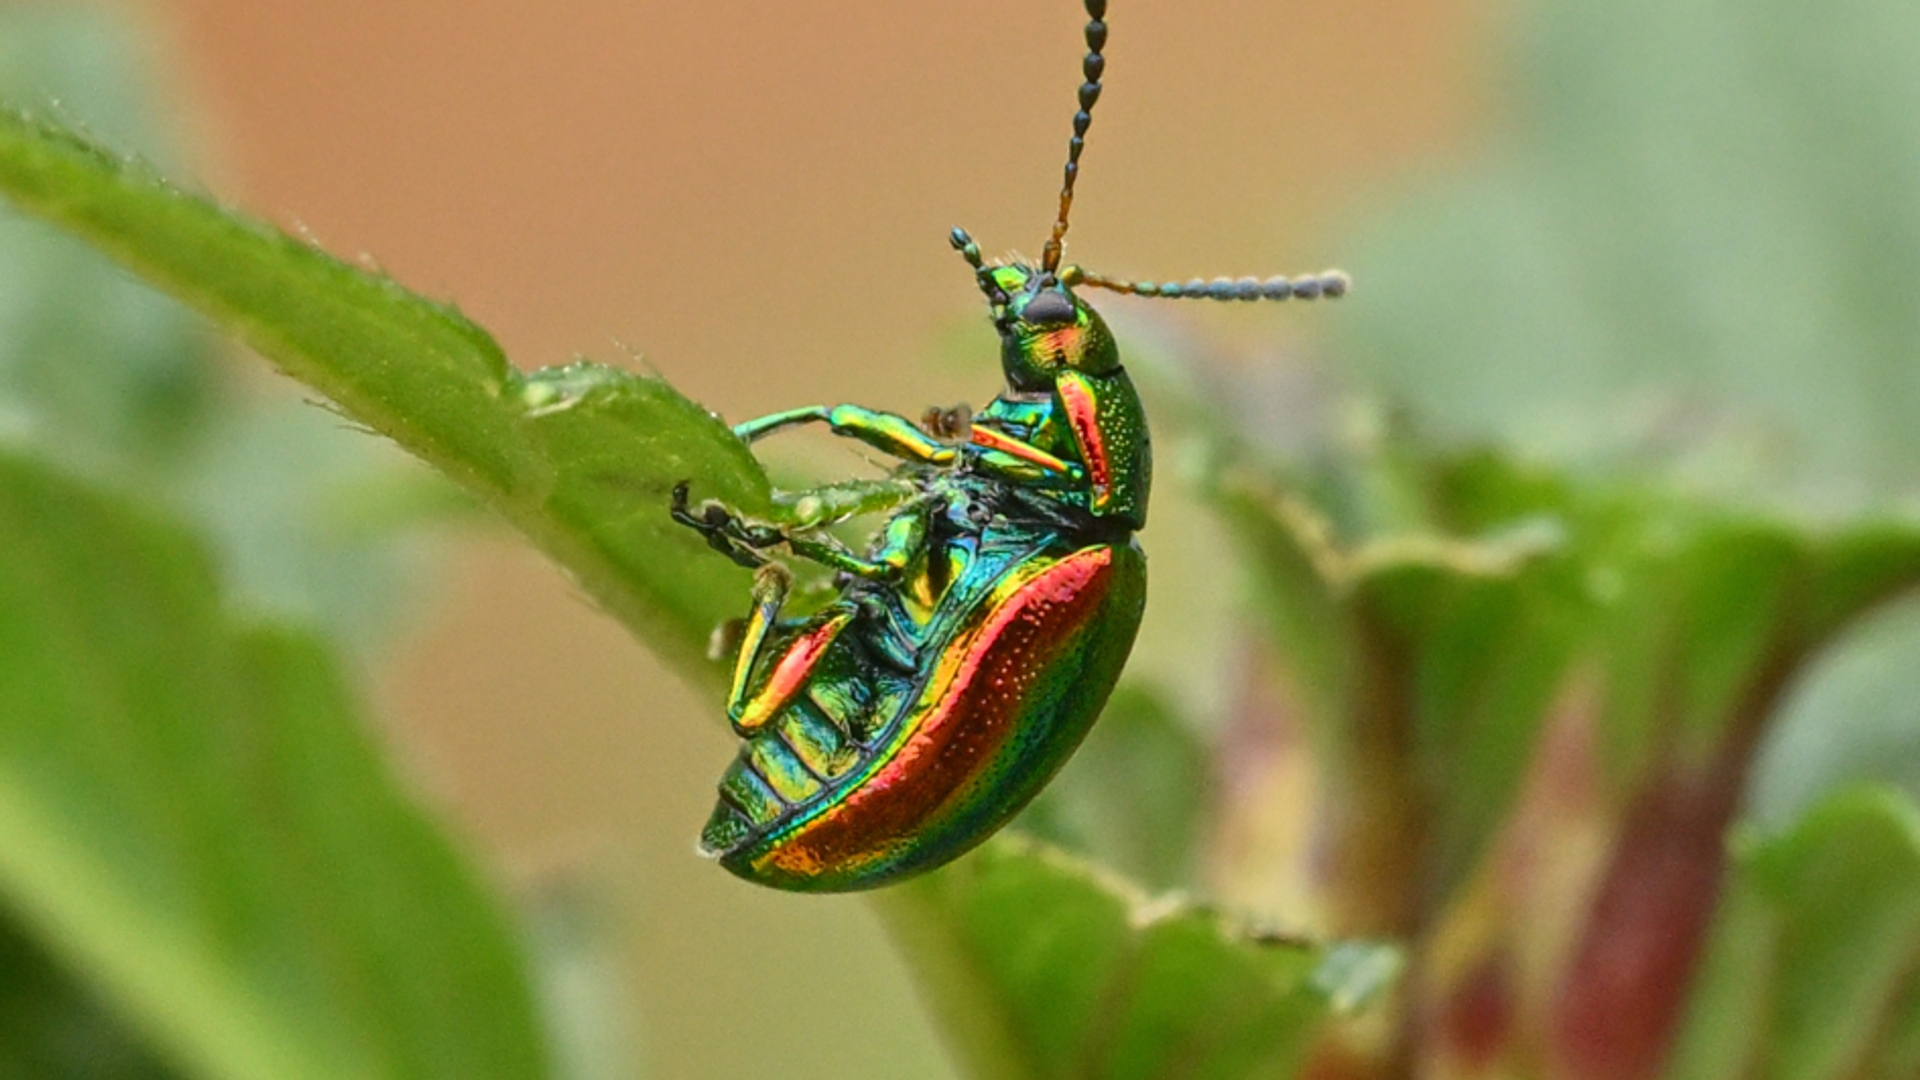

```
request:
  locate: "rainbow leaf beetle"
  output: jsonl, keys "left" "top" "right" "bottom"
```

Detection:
{"left": 671, "top": 0, "right": 1348, "bottom": 892}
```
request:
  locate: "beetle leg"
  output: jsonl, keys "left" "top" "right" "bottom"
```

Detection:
{"left": 968, "top": 447, "right": 1085, "bottom": 489}
{"left": 870, "top": 500, "right": 934, "bottom": 575}
{"left": 732, "top": 405, "right": 832, "bottom": 443}
{"left": 674, "top": 482, "right": 835, "bottom": 568}
{"left": 964, "top": 427, "right": 1088, "bottom": 489}
{"left": 676, "top": 482, "right": 943, "bottom": 589}
{"left": 787, "top": 498, "right": 933, "bottom": 581}
{"left": 725, "top": 563, "right": 790, "bottom": 722}
{"left": 774, "top": 533, "right": 884, "bottom": 578}
{"left": 723, "top": 565, "right": 863, "bottom": 736}
{"left": 851, "top": 500, "right": 949, "bottom": 670}
{"left": 670, "top": 482, "right": 770, "bottom": 569}
{"left": 733, "top": 403, "right": 962, "bottom": 467}
{"left": 825, "top": 405, "right": 963, "bottom": 465}
{"left": 676, "top": 480, "right": 879, "bottom": 575}
{"left": 853, "top": 590, "right": 923, "bottom": 673}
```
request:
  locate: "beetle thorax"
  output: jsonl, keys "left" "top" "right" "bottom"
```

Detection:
{"left": 995, "top": 280, "right": 1121, "bottom": 393}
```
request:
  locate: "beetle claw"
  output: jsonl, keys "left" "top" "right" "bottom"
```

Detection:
{"left": 669, "top": 483, "right": 775, "bottom": 569}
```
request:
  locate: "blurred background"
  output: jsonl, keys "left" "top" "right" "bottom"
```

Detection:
{"left": 10, "top": 0, "right": 1920, "bottom": 1076}
{"left": 109, "top": 1, "right": 1468, "bottom": 1076}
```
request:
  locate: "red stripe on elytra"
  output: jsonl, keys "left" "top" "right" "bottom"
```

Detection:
{"left": 754, "top": 547, "right": 1115, "bottom": 878}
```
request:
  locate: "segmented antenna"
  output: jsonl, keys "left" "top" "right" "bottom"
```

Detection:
{"left": 958, "top": 1, "right": 1352, "bottom": 307}
{"left": 1041, "top": 0, "right": 1108, "bottom": 275}
{"left": 1068, "top": 267, "right": 1352, "bottom": 301}
{"left": 950, "top": 227, "right": 1008, "bottom": 304}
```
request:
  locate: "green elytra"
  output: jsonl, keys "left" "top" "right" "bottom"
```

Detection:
{"left": 670, "top": 0, "right": 1347, "bottom": 891}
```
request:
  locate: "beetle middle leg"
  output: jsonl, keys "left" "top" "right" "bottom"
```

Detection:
{"left": 674, "top": 481, "right": 938, "bottom": 583}
{"left": 674, "top": 481, "right": 944, "bottom": 670}
{"left": 788, "top": 498, "right": 933, "bottom": 583}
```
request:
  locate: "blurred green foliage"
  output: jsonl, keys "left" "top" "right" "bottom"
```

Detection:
{"left": 876, "top": 836, "right": 1397, "bottom": 1080}
{"left": 0, "top": 453, "right": 549, "bottom": 1080}
{"left": 0, "top": 11, "right": 552, "bottom": 1080}
{"left": 1343, "top": 0, "right": 1920, "bottom": 504}
{"left": 0, "top": 921, "right": 175, "bottom": 1080}
{"left": 1339, "top": 0, "right": 1920, "bottom": 839}
{"left": 0, "top": 7, "right": 451, "bottom": 655}
{"left": 1670, "top": 788, "right": 1920, "bottom": 1080}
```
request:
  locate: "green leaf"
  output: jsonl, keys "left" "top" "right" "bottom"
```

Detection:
{"left": 0, "top": 920, "right": 179, "bottom": 1080}
{"left": 0, "top": 453, "right": 549, "bottom": 1080}
{"left": 0, "top": 7, "right": 211, "bottom": 473}
{"left": 875, "top": 834, "right": 1397, "bottom": 1080}
{"left": 1666, "top": 787, "right": 1920, "bottom": 1080}
{"left": 0, "top": 7, "right": 458, "bottom": 653}
{"left": 167, "top": 399, "right": 474, "bottom": 651}
{"left": 0, "top": 109, "right": 772, "bottom": 677}
{"left": 1209, "top": 450, "right": 1582, "bottom": 901}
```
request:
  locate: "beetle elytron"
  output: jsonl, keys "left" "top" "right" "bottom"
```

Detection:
{"left": 672, "top": 0, "right": 1347, "bottom": 891}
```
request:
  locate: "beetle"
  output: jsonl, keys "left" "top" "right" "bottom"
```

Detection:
{"left": 671, "top": 0, "right": 1347, "bottom": 892}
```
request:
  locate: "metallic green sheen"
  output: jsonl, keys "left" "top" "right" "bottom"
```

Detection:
{"left": 706, "top": 532, "right": 1145, "bottom": 891}
{"left": 678, "top": 270, "right": 1157, "bottom": 892}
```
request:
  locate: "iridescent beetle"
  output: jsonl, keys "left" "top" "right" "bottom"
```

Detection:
{"left": 671, "top": 0, "right": 1347, "bottom": 891}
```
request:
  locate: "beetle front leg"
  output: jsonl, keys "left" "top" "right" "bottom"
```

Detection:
{"left": 734, "top": 404, "right": 961, "bottom": 467}
{"left": 732, "top": 406, "right": 833, "bottom": 443}
{"left": 964, "top": 426, "right": 1087, "bottom": 490}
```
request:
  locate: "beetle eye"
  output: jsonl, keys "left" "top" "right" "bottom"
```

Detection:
{"left": 1019, "top": 290, "right": 1075, "bottom": 327}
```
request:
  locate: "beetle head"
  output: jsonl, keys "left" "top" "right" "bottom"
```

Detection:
{"left": 948, "top": 230, "right": 1119, "bottom": 393}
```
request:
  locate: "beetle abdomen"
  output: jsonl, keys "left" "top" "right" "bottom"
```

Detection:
{"left": 702, "top": 540, "right": 1146, "bottom": 892}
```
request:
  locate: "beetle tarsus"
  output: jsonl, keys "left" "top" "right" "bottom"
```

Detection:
{"left": 670, "top": 482, "right": 775, "bottom": 569}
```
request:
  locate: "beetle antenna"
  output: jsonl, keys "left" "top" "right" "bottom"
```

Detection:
{"left": 1040, "top": 0, "right": 1108, "bottom": 276}
{"left": 1067, "top": 266, "right": 1352, "bottom": 302}
{"left": 950, "top": 227, "right": 1009, "bottom": 304}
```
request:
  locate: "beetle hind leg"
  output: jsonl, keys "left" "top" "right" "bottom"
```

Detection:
{"left": 725, "top": 563, "right": 792, "bottom": 727}
{"left": 728, "top": 570, "right": 859, "bottom": 738}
